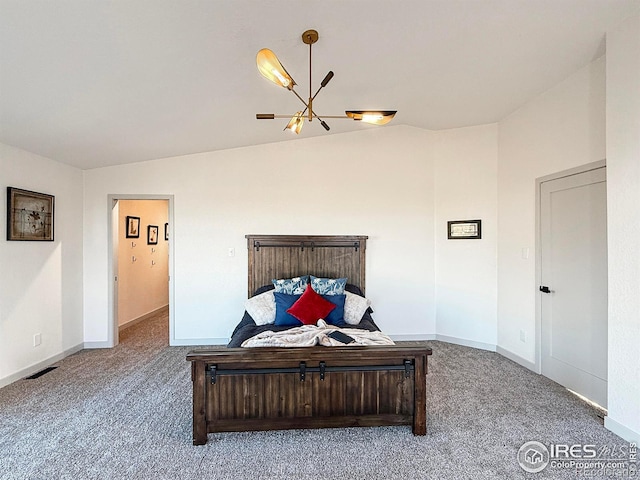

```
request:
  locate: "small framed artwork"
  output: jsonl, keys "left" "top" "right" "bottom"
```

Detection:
{"left": 164, "top": 223, "right": 169, "bottom": 241}
{"left": 448, "top": 219, "right": 482, "bottom": 239}
{"left": 6, "top": 187, "right": 55, "bottom": 241}
{"left": 126, "top": 216, "right": 140, "bottom": 238}
{"left": 147, "top": 225, "right": 159, "bottom": 245}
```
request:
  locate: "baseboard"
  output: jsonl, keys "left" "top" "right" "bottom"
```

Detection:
{"left": 389, "top": 334, "right": 437, "bottom": 341}
{"left": 119, "top": 304, "right": 168, "bottom": 332}
{"left": 83, "top": 341, "right": 113, "bottom": 349}
{"left": 0, "top": 343, "right": 84, "bottom": 389}
{"left": 170, "top": 338, "right": 229, "bottom": 346}
{"left": 435, "top": 334, "right": 496, "bottom": 352}
{"left": 605, "top": 416, "right": 640, "bottom": 443}
{"left": 496, "top": 345, "right": 537, "bottom": 372}
{"left": 86, "top": 336, "right": 230, "bottom": 348}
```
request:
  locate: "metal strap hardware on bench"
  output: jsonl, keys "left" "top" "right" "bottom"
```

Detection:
{"left": 404, "top": 359, "right": 412, "bottom": 378}
{"left": 206, "top": 360, "right": 415, "bottom": 384}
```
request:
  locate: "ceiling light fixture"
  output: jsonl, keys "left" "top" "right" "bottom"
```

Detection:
{"left": 256, "top": 29, "right": 397, "bottom": 134}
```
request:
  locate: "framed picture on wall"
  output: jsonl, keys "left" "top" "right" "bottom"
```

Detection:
{"left": 126, "top": 216, "right": 140, "bottom": 238}
{"left": 6, "top": 187, "right": 55, "bottom": 241}
{"left": 147, "top": 225, "right": 159, "bottom": 245}
{"left": 447, "top": 219, "right": 482, "bottom": 239}
{"left": 164, "top": 223, "right": 169, "bottom": 241}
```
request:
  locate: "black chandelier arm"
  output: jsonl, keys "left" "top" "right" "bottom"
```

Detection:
{"left": 309, "top": 71, "right": 333, "bottom": 105}
{"left": 320, "top": 71, "right": 334, "bottom": 88}
{"left": 308, "top": 111, "right": 330, "bottom": 130}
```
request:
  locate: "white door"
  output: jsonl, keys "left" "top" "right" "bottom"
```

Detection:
{"left": 540, "top": 167, "right": 607, "bottom": 408}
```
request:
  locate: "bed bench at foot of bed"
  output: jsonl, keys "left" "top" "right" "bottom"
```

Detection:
{"left": 186, "top": 342, "right": 432, "bottom": 445}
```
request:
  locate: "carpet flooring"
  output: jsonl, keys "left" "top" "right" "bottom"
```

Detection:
{"left": 0, "top": 310, "right": 627, "bottom": 479}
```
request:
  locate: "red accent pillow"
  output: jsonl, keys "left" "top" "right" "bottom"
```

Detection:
{"left": 286, "top": 284, "right": 336, "bottom": 325}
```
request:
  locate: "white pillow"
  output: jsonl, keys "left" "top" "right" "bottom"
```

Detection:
{"left": 344, "top": 291, "right": 371, "bottom": 325}
{"left": 245, "top": 291, "right": 276, "bottom": 326}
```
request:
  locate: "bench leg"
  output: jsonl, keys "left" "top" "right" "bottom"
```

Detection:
{"left": 192, "top": 360, "right": 208, "bottom": 445}
{"left": 413, "top": 354, "right": 427, "bottom": 435}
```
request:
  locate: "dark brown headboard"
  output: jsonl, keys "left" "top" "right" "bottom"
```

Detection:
{"left": 245, "top": 234, "right": 368, "bottom": 297}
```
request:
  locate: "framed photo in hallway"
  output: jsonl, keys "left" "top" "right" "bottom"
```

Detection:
{"left": 126, "top": 216, "right": 140, "bottom": 238}
{"left": 147, "top": 225, "right": 159, "bottom": 245}
{"left": 6, "top": 187, "right": 55, "bottom": 241}
{"left": 164, "top": 223, "right": 169, "bottom": 241}
{"left": 447, "top": 219, "right": 482, "bottom": 239}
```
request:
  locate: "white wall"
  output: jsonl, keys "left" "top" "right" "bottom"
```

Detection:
{"left": 84, "top": 124, "right": 503, "bottom": 349}
{"left": 83, "top": 126, "right": 438, "bottom": 345}
{"left": 433, "top": 124, "right": 498, "bottom": 348}
{"left": 497, "top": 57, "right": 606, "bottom": 364}
{"left": 0, "top": 143, "right": 84, "bottom": 387}
{"left": 117, "top": 199, "right": 169, "bottom": 327}
{"left": 605, "top": 12, "right": 640, "bottom": 443}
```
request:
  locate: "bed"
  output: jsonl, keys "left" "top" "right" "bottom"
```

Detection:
{"left": 186, "top": 234, "right": 432, "bottom": 445}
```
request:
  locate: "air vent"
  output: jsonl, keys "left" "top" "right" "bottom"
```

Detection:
{"left": 26, "top": 366, "right": 58, "bottom": 379}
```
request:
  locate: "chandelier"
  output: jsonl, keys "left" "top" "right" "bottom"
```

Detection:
{"left": 256, "top": 29, "right": 397, "bottom": 134}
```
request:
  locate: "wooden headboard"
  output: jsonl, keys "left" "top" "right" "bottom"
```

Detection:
{"left": 245, "top": 234, "right": 368, "bottom": 297}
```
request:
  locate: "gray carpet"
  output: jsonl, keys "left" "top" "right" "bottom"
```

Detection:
{"left": 0, "top": 311, "right": 626, "bottom": 479}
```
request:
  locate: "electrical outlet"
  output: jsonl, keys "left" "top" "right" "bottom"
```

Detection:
{"left": 519, "top": 330, "right": 526, "bottom": 343}
{"left": 33, "top": 333, "right": 41, "bottom": 347}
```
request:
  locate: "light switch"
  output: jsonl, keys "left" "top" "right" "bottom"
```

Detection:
{"left": 228, "top": 247, "right": 235, "bottom": 257}
{"left": 521, "top": 247, "right": 530, "bottom": 260}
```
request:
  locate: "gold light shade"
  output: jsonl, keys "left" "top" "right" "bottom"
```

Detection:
{"left": 256, "top": 49, "right": 295, "bottom": 90}
{"left": 285, "top": 112, "right": 304, "bottom": 134}
{"left": 345, "top": 110, "right": 397, "bottom": 125}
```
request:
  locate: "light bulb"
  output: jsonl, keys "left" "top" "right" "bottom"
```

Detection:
{"left": 362, "top": 114, "right": 384, "bottom": 123}
{"left": 256, "top": 49, "right": 295, "bottom": 90}
{"left": 345, "top": 110, "right": 397, "bottom": 125}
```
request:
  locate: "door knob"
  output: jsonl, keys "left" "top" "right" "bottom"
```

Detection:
{"left": 539, "top": 286, "right": 551, "bottom": 293}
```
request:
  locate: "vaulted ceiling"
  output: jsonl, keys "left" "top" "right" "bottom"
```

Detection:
{"left": 1, "top": 0, "right": 638, "bottom": 169}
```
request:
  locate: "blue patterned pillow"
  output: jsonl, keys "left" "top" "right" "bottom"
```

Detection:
{"left": 274, "top": 293, "right": 303, "bottom": 326}
{"left": 310, "top": 275, "right": 347, "bottom": 295}
{"left": 272, "top": 276, "right": 309, "bottom": 295}
{"left": 322, "top": 294, "right": 346, "bottom": 326}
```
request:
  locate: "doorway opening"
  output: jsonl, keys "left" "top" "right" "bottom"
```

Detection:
{"left": 108, "top": 195, "right": 174, "bottom": 347}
